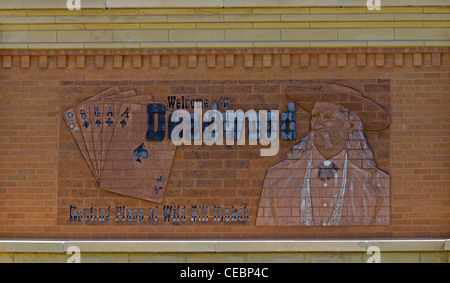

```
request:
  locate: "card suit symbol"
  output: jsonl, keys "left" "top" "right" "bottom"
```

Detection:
{"left": 157, "top": 176, "right": 163, "bottom": 185}
{"left": 95, "top": 120, "right": 101, "bottom": 127}
{"left": 83, "top": 121, "right": 89, "bottom": 128}
{"left": 133, "top": 143, "right": 148, "bottom": 163}
{"left": 120, "top": 119, "right": 127, "bottom": 128}
{"left": 106, "top": 118, "right": 113, "bottom": 126}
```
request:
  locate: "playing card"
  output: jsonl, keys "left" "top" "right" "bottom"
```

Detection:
{"left": 75, "top": 102, "right": 99, "bottom": 180}
{"left": 100, "top": 102, "right": 176, "bottom": 203}
{"left": 98, "top": 102, "right": 122, "bottom": 181}
{"left": 87, "top": 102, "right": 104, "bottom": 183}
{"left": 91, "top": 90, "right": 138, "bottom": 104}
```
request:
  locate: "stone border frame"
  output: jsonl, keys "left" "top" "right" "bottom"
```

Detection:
{"left": 0, "top": 239, "right": 448, "bottom": 263}
{"left": 1, "top": 0, "right": 449, "bottom": 9}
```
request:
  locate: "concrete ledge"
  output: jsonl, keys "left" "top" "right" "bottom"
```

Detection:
{"left": 0, "top": 240, "right": 65, "bottom": 253}
{"left": 1, "top": 239, "right": 448, "bottom": 263}
{"left": 0, "top": 239, "right": 447, "bottom": 253}
{"left": 1, "top": 0, "right": 449, "bottom": 9}
{"left": 1, "top": 41, "right": 450, "bottom": 50}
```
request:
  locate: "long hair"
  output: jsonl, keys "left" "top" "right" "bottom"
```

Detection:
{"left": 285, "top": 105, "right": 378, "bottom": 171}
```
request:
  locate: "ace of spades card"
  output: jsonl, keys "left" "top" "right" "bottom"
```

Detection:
{"left": 100, "top": 102, "right": 176, "bottom": 204}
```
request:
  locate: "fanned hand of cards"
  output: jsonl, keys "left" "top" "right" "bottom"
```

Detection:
{"left": 63, "top": 87, "right": 176, "bottom": 203}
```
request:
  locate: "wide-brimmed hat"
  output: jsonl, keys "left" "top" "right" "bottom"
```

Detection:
{"left": 285, "top": 84, "right": 390, "bottom": 131}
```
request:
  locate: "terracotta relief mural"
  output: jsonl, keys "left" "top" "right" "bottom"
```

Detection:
{"left": 256, "top": 84, "right": 390, "bottom": 226}
{"left": 61, "top": 80, "right": 391, "bottom": 227}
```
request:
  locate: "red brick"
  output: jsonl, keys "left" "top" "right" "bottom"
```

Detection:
{"left": 244, "top": 54, "right": 253, "bottom": 67}
{"left": 319, "top": 54, "right": 328, "bottom": 67}
{"left": 113, "top": 55, "right": 123, "bottom": 69}
{"left": 281, "top": 54, "right": 290, "bottom": 67}
{"left": 169, "top": 55, "right": 179, "bottom": 68}
{"left": 38, "top": 56, "right": 48, "bottom": 69}
{"left": 376, "top": 53, "right": 385, "bottom": 66}
{"left": 2, "top": 55, "right": 12, "bottom": 68}
{"left": 338, "top": 54, "right": 346, "bottom": 67}
{"left": 225, "top": 54, "right": 234, "bottom": 68}
{"left": 207, "top": 54, "right": 216, "bottom": 68}
{"left": 57, "top": 55, "right": 66, "bottom": 69}
{"left": 151, "top": 55, "right": 160, "bottom": 68}
{"left": 95, "top": 55, "right": 104, "bottom": 69}
{"left": 263, "top": 54, "right": 272, "bottom": 67}
{"left": 76, "top": 55, "right": 85, "bottom": 68}
{"left": 188, "top": 55, "right": 197, "bottom": 68}
{"left": 413, "top": 53, "right": 423, "bottom": 67}
{"left": 20, "top": 56, "right": 29, "bottom": 69}
{"left": 356, "top": 53, "right": 366, "bottom": 67}
{"left": 432, "top": 53, "right": 441, "bottom": 66}
{"left": 132, "top": 55, "right": 142, "bottom": 68}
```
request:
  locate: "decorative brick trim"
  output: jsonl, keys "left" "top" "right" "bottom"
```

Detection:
{"left": 20, "top": 55, "right": 29, "bottom": 69}
{"left": 413, "top": 53, "right": 423, "bottom": 67}
{"left": 75, "top": 55, "right": 84, "bottom": 68}
{"left": 281, "top": 54, "right": 290, "bottom": 68}
{"left": 95, "top": 55, "right": 104, "bottom": 69}
{"left": 38, "top": 55, "right": 48, "bottom": 69}
{"left": 395, "top": 53, "right": 404, "bottom": 66}
{"left": 244, "top": 54, "right": 253, "bottom": 67}
{"left": 1, "top": 48, "right": 448, "bottom": 70}
{"left": 207, "top": 54, "right": 216, "bottom": 68}
{"left": 57, "top": 55, "right": 67, "bottom": 69}
{"left": 113, "top": 55, "right": 123, "bottom": 69}
{"left": 357, "top": 53, "right": 366, "bottom": 67}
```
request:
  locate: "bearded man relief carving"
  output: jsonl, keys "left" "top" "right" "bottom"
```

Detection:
{"left": 256, "top": 84, "right": 390, "bottom": 226}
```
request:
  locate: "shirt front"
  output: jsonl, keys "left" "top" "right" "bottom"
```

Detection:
{"left": 309, "top": 149, "right": 347, "bottom": 226}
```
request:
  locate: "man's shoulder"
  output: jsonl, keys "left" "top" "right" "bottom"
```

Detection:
{"left": 264, "top": 151, "right": 311, "bottom": 182}
{"left": 347, "top": 162, "right": 390, "bottom": 184}
{"left": 267, "top": 151, "right": 310, "bottom": 169}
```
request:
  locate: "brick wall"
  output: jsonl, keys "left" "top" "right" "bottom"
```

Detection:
{"left": 0, "top": 47, "right": 448, "bottom": 239}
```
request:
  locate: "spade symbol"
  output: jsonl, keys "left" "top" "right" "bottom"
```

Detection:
{"left": 133, "top": 143, "right": 148, "bottom": 163}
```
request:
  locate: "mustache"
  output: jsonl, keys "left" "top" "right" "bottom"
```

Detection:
{"left": 312, "top": 129, "right": 334, "bottom": 149}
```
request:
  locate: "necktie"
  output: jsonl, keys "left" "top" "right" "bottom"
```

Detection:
{"left": 317, "top": 161, "right": 339, "bottom": 181}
